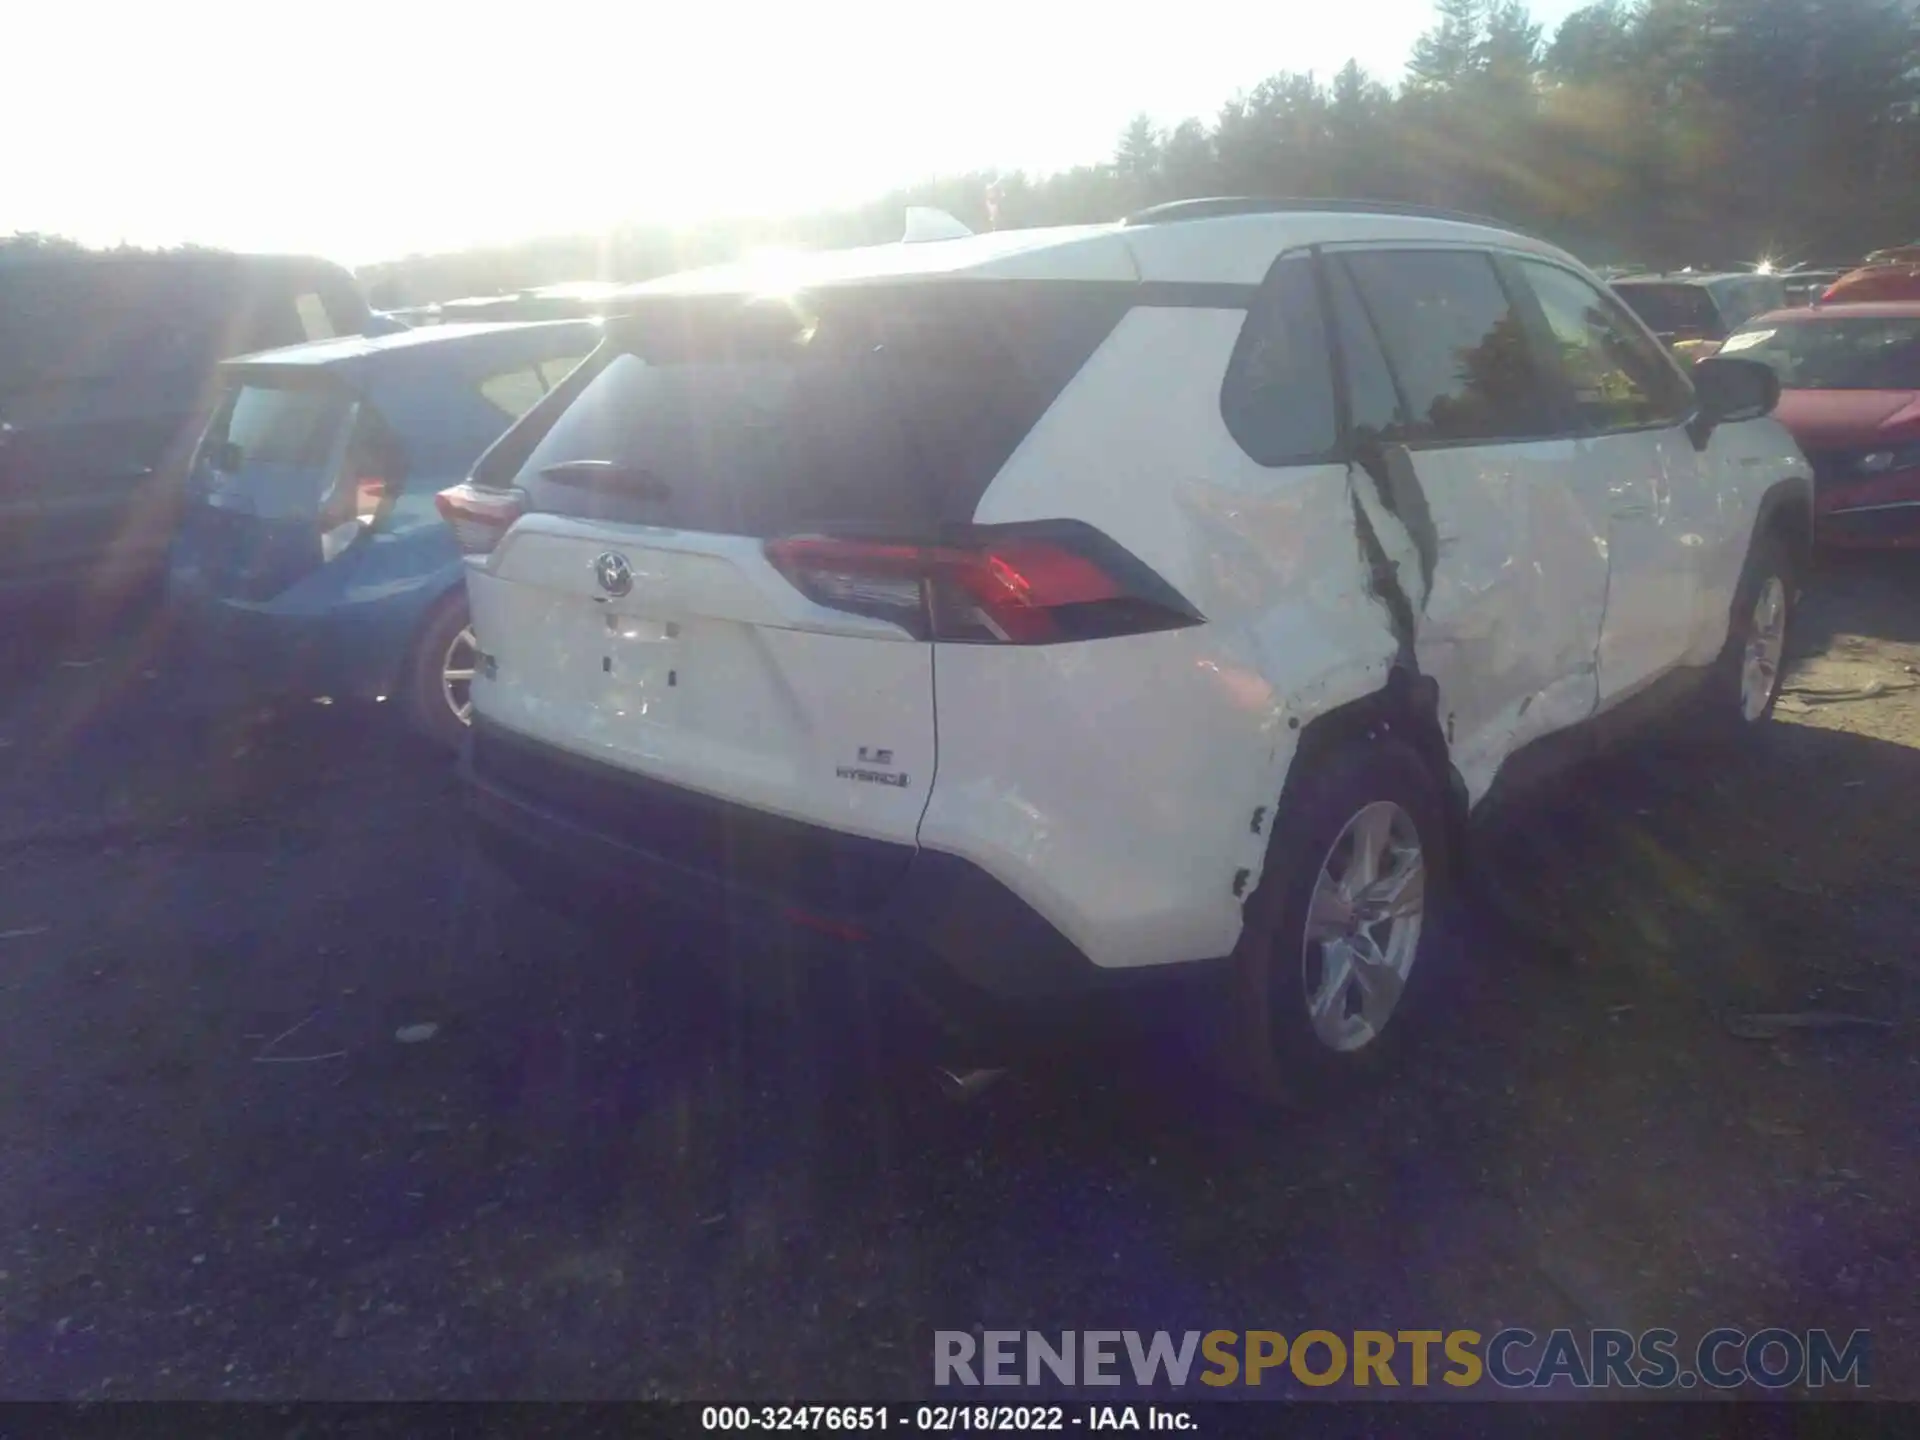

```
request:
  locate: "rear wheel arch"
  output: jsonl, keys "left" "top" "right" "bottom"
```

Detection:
{"left": 1759, "top": 483, "right": 1813, "bottom": 572}
{"left": 1270, "top": 665, "right": 1466, "bottom": 860}
{"left": 1205, "top": 670, "right": 1464, "bottom": 1102}
{"left": 1746, "top": 478, "right": 1814, "bottom": 583}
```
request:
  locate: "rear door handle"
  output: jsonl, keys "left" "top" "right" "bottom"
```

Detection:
{"left": 1611, "top": 502, "right": 1656, "bottom": 518}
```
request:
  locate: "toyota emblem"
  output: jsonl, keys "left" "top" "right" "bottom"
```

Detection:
{"left": 593, "top": 552, "right": 634, "bottom": 597}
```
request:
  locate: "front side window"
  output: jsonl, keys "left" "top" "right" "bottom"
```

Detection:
{"left": 1517, "top": 260, "right": 1691, "bottom": 431}
{"left": 1339, "top": 250, "right": 1560, "bottom": 444}
{"left": 1220, "top": 252, "right": 1338, "bottom": 465}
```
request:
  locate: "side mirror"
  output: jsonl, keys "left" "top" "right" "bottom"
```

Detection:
{"left": 1688, "top": 356, "right": 1779, "bottom": 449}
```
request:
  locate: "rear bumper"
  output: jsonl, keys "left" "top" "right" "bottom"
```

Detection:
{"left": 461, "top": 720, "right": 1213, "bottom": 1041}
{"left": 169, "top": 588, "right": 369, "bottom": 703}
{"left": 165, "top": 563, "right": 450, "bottom": 706}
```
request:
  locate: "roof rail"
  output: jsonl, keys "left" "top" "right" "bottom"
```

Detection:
{"left": 1119, "top": 196, "right": 1522, "bottom": 232}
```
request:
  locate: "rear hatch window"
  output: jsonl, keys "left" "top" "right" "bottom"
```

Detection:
{"left": 203, "top": 381, "right": 352, "bottom": 518}
{"left": 513, "top": 284, "right": 1125, "bottom": 536}
{"left": 179, "top": 375, "right": 387, "bottom": 600}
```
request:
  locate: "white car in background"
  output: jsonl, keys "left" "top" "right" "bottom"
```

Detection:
{"left": 437, "top": 198, "right": 1813, "bottom": 1099}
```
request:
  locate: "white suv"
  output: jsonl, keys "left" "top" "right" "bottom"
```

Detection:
{"left": 437, "top": 199, "right": 1813, "bottom": 1097}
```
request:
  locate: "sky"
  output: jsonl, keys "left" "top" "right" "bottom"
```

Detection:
{"left": 5, "top": 0, "right": 1585, "bottom": 266}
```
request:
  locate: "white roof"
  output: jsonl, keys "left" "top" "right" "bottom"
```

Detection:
{"left": 616, "top": 210, "right": 1578, "bottom": 300}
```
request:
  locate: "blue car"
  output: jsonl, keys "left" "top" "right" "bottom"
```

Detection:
{"left": 168, "top": 320, "right": 599, "bottom": 747}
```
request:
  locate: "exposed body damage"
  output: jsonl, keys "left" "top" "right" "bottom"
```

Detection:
{"left": 931, "top": 308, "right": 1420, "bottom": 971}
{"left": 1343, "top": 439, "right": 1611, "bottom": 806}
{"left": 455, "top": 199, "right": 1817, "bottom": 1074}
{"left": 919, "top": 287, "right": 1805, "bottom": 971}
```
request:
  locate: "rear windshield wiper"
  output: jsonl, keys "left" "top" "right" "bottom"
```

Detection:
{"left": 538, "top": 460, "right": 671, "bottom": 500}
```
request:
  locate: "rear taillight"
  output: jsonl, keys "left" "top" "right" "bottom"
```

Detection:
{"left": 436, "top": 482, "right": 528, "bottom": 556}
{"left": 320, "top": 475, "right": 394, "bottom": 562}
{"left": 764, "top": 524, "right": 1203, "bottom": 644}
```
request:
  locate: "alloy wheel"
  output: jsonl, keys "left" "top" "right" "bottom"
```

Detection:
{"left": 442, "top": 626, "right": 479, "bottom": 726}
{"left": 1740, "top": 575, "right": 1787, "bottom": 722}
{"left": 1298, "top": 800, "right": 1426, "bottom": 1053}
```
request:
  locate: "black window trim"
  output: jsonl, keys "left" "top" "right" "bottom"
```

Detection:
{"left": 1496, "top": 252, "right": 1699, "bottom": 442}
{"left": 1312, "top": 247, "right": 1357, "bottom": 453}
{"left": 1319, "top": 247, "right": 1417, "bottom": 455}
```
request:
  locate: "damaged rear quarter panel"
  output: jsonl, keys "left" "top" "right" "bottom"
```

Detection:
{"left": 918, "top": 306, "right": 1405, "bottom": 970}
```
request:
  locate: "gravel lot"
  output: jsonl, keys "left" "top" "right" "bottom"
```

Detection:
{"left": 0, "top": 557, "right": 1916, "bottom": 1401}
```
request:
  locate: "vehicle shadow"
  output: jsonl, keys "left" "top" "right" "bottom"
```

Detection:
{"left": 345, "top": 708, "right": 1920, "bottom": 1397}
{"left": 1792, "top": 548, "right": 1920, "bottom": 653}
{"left": 7, "top": 583, "right": 1920, "bottom": 1397}
{"left": 0, "top": 595, "right": 452, "bottom": 850}
{"left": 8, "top": 715, "right": 1918, "bottom": 1398}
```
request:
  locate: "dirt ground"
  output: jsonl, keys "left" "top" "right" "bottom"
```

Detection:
{"left": 0, "top": 555, "right": 1915, "bottom": 1401}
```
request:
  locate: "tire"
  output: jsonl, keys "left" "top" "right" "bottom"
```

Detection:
{"left": 1202, "top": 734, "right": 1456, "bottom": 1106}
{"left": 1701, "top": 526, "right": 1796, "bottom": 736}
{"left": 405, "top": 592, "right": 479, "bottom": 752}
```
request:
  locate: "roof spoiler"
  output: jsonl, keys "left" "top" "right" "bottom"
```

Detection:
{"left": 902, "top": 207, "right": 974, "bottom": 243}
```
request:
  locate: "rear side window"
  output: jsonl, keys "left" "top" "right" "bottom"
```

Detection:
{"left": 478, "top": 367, "right": 550, "bottom": 420}
{"left": 538, "top": 355, "right": 583, "bottom": 388}
{"left": 518, "top": 285, "right": 1122, "bottom": 536}
{"left": 1516, "top": 260, "right": 1691, "bottom": 431}
{"left": 1220, "top": 253, "right": 1338, "bottom": 465}
{"left": 1339, "top": 250, "right": 1560, "bottom": 444}
{"left": 477, "top": 353, "right": 593, "bottom": 420}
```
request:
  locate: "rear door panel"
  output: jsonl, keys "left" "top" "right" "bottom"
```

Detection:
{"left": 1330, "top": 246, "right": 1607, "bottom": 803}
{"left": 1391, "top": 440, "right": 1605, "bottom": 800}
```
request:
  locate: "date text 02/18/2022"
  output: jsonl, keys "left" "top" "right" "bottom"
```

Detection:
{"left": 700, "top": 1406, "right": 1193, "bottom": 1432}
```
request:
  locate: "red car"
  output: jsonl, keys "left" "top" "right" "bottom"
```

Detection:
{"left": 1718, "top": 302, "right": 1920, "bottom": 548}
{"left": 1819, "top": 263, "right": 1920, "bottom": 305}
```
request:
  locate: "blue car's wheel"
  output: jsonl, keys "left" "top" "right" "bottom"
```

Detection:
{"left": 406, "top": 594, "right": 476, "bottom": 751}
